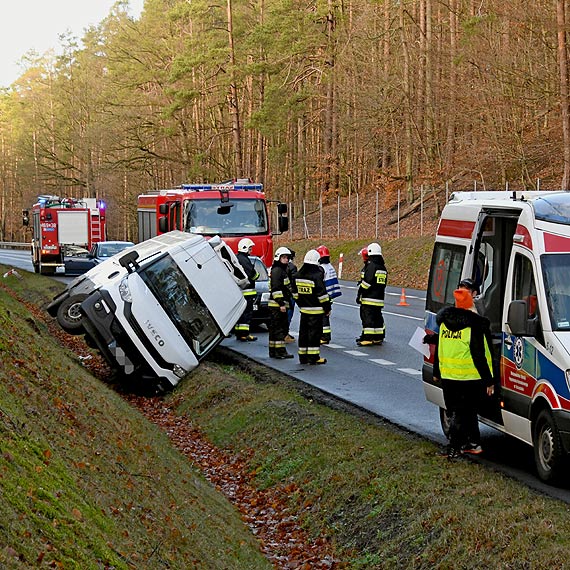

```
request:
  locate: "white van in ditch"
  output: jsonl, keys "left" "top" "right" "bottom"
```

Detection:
{"left": 47, "top": 231, "right": 246, "bottom": 392}
{"left": 423, "top": 190, "right": 570, "bottom": 482}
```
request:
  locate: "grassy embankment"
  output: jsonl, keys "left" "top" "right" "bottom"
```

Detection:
{"left": 0, "top": 268, "right": 271, "bottom": 569}
{"left": 3, "top": 240, "right": 570, "bottom": 569}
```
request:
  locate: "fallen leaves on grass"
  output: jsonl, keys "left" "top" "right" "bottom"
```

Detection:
{"left": 5, "top": 283, "right": 342, "bottom": 569}
{"left": 126, "top": 395, "right": 340, "bottom": 569}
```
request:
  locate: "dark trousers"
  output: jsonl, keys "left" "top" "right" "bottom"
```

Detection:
{"left": 298, "top": 312, "right": 322, "bottom": 364}
{"left": 269, "top": 306, "right": 289, "bottom": 356}
{"left": 442, "top": 378, "right": 484, "bottom": 450}
{"left": 235, "top": 295, "right": 255, "bottom": 338}
{"left": 359, "top": 304, "right": 385, "bottom": 341}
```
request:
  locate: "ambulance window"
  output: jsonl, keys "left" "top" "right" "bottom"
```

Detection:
{"left": 542, "top": 253, "right": 570, "bottom": 331}
{"left": 426, "top": 243, "right": 465, "bottom": 313}
{"left": 513, "top": 254, "right": 543, "bottom": 344}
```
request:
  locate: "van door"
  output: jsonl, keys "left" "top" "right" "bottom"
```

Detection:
{"left": 501, "top": 250, "right": 544, "bottom": 445}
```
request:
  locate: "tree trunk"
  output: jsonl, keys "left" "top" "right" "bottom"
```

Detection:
{"left": 227, "top": 0, "right": 243, "bottom": 176}
{"left": 557, "top": 0, "right": 570, "bottom": 189}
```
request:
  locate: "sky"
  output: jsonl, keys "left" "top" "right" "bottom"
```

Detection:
{"left": 0, "top": 0, "right": 145, "bottom": 88}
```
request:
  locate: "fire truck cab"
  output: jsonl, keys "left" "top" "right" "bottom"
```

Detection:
{"left": 23, "top": 195, "right": 106, "bottom": 275}
{"left": 424, "top": 190, "right": 570, "bottom": 482}
{"left": 137, "top": 179, "right": 288, "bottom": 267}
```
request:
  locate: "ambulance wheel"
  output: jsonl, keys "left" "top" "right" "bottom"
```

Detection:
{"left": 56, "top": 294, "right": 88, "bottom": 334}
{"left": 533, "top": 409, "right": 564, "bottom": 483}
{"left": 439, "top": 407, "right": 451, "bottom": 439}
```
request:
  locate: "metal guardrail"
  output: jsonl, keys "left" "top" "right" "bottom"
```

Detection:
{"left": 0, "top": 242, "right": 30, "bottom": 249}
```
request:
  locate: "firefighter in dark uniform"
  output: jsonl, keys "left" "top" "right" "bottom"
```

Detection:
{"left": 268, "top": 247, "right": 295, "bottom": 359}
{"left": 356, "top": 242, "right": 387, "bottom": 346}
{"left": 433, "top": 285, "right": 495, "bottom": 458}
{"left": 295, "top": 249, "right": 331, "bottom": 364}
{"left": 235, "top": 238, "right": 259, "bottom": 341}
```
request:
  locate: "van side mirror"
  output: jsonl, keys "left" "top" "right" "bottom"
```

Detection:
{"left": 277, "top": 203, "right": 288, "bottom": 215}
{"left": 22, "top": 210, "right": 29, "bottom": 227}
{"left": 159, "top": 204, "right": 168, "bottom": 215}
{"left": 507, "top": 300, "right": 532, "bottom": 337}
{"left": 158, "top": 217, "right": 169, "bottom": 233}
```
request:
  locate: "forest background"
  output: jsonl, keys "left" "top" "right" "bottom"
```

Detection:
{"left": 2, "top": 0, "right": 570, "bottom": 243}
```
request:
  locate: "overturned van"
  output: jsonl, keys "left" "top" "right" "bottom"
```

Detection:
{"left": 47, "top": 231, "right": 246, "bottom": 392}
{"left": 424, "top": 190, "right": 570, "bottom": 482}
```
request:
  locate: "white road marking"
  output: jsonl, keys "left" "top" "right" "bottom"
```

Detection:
{"left": 326, "top": 343, "right": 345, "bottom": 349}
{"left": 398, "top": 368, "right": 422, "bottom": 375}
{"left": 344, "top": 350, "right": 368, "bottom": 356}
{"left": 369, "top": 358, "right": 395, "bottom": 366}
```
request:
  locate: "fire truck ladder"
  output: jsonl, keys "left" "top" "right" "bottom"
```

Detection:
{"left": 90, "top": 213, "right": 103, "bottom": 242}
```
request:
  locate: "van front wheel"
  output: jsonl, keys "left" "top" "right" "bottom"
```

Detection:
{"left": 533, "top": 409, "right": 564, "bottom": 483}
{"left": 439, "top": 407, "right": 451, "bottom": 439}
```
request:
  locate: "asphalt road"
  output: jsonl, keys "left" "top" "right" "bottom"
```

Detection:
{"left": 2, "top": 248, "right": 570, "bottom": 500}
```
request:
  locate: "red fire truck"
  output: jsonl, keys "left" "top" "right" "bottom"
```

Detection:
{"left": 23, "top": 195, "right": 107, "bottom": 275}
{"left": 137, "top": 179, "right": 288, "bottom": 266}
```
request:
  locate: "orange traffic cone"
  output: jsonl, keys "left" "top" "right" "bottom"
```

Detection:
{"left": 397, "top": 288, "right": 410, "bottom": 306}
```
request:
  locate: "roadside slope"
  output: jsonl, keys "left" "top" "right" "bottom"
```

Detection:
{"left": 0, "top": 269, "right": 270, "bottom": 569}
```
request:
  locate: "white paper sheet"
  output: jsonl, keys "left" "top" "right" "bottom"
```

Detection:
{"left": 408, "top": 326, "right": 430, "bottom": 358}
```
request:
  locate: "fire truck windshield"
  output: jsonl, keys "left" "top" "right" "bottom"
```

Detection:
{"left": 184, "top": 198, "right": 268, "bottom": 236}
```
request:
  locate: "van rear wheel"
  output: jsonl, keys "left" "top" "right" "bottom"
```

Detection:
{"left": 533, "top": 409, "right": 564, "bottom": 483}
{"left": 439, "top": 407, "right": 451, "bottom": 439}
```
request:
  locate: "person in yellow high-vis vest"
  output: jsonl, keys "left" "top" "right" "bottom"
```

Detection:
{"left": 434, "top": 285, "right": 495, "bottom": 459}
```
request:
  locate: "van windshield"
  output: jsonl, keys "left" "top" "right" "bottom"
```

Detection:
{"left": 183, "top": 198, "right": 268, "bottom": 236}
{"left": 139, "top": 255, "right": 221, "bottom": 356}
{"left": 542, "top": 254, "right": 570, "bottom": 331}
{"left": 533, "top": 194, "right": 570, "bottom": 225}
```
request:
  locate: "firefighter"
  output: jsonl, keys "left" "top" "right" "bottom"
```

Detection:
{"left": 234, "top": 238, "right": 260, "bottom": 341}
{"left": 295, "top": 250, "right": 331, "bottom": 364}
{"left": 358, "top": 247, "right": 369, "bottom": 284}
{"left": 268, "top": 246, "right": 295, "bottom": 359}
{"left": 356, "top": 242, "right": 387, "bottom": 346}
{"left": 316, "top": 245, "right": 341, "bottom": 344}
{"left": 285, "top": 249, "right": 298, "bottom": 343}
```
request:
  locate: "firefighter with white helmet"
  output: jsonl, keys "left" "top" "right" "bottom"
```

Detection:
{"left": 234, "top": 238, "right": 260, "bottom": 341}
{"left": 356, "top": 242, "right": 387, "bottom": 346}
{"left": 268, "top": 246, "right": 295, "bottom": 358}
{"left": 295, "top": 249, "right": 331, "bottom": 364}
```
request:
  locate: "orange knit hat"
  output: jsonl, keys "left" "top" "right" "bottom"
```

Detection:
{"left": 454, "top": 288, "right": 474, "bottom": 310}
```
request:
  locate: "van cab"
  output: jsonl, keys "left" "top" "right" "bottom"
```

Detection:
{"left": 423, "top": 190, "right": 570, "bottom": 482}
{"left": 48, "top": 231, "right": 247, "bottom": 392}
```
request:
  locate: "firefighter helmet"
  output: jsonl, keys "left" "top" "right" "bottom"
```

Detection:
{"left": 367, "top": 242, "right": 382, "bottom": 256}
{"left": 274, "top": 246, "right": 292, "bottom": 261}
{"left": 316, "top": 245, "right": 330, "bottom": 258}
{"left": 238, "top": 238, "right": 255, "bottom": 253}
{"left": 303, "top": 249, "right": 321, "bottom": 265}
{"left": 360, "top": 247, "right": 369, "bottom": 262}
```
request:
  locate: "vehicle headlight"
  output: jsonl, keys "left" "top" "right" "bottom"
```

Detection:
{"left": 118, "top": 277, "right": 132, "bottom": 303}
{"left": 173, "top": 364, "right": 187, "bottom": 379}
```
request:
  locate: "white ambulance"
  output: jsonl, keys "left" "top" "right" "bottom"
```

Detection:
{"left": 48, "top": 231, "right": 247, "bottom": 393}
{"left": 423, "top": 190, "right": 570, "bottom": 482}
